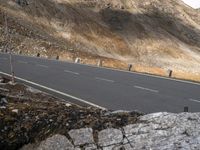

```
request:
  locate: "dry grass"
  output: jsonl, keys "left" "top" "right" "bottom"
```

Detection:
{"left": 55, "top": 49, "right": 200, "bottom": 83}
{"left": 0, "top": 0, "right": 200, "bottom": 83}
{"left": 133, "top": 65, "right": 167, "bottom": 76}
{"left": 173, "top": 71, "right": 200, "bottom": 83}
{"left": 133, "top": 65, "right": 200, "bottom": 83}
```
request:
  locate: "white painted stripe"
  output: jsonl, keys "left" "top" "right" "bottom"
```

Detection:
{"left": 0, "top": 71, "right": 106, "bottom": 110}
{"left": 189, "top": 98, "right": 200, "bottom": 103}
{"left": 36, "top": 64, "right": 49, "bottom": 68}
{"left": 95, "top": 77, "right": 114, "bottom": 83}
{"left": 17, "top": 60, "right": 28, "bottom": 64}
{"left": 64, "top": 70, "right": 80, "bottom": 75}
{"left": 134, "top": 85, "right": 159, "bottom": 93}
{"left": 1, "top": 52, "right": 200, "bottom": 86}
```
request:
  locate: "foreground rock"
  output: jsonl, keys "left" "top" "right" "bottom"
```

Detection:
{"left": 22, "top": 112, "right": 200, "bottom": 150}
{"left": 1, "top": 77, "right": 200, "bottom": 150}
{"left": 0, "top": 79, "right": 141, "bottom": 150}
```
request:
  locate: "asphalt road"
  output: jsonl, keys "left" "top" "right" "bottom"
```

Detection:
{"left": 0, "top": 53, "right": 200, "bottom": 113}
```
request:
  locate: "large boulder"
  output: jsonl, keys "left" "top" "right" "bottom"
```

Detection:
{"left": 21, "top": 112, "right": 200, "bottom": 150}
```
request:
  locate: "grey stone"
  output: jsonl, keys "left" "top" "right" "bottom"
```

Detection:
{"left": 0, "top": 76, "right": 4, "bottom": 83}
{"left": 122, "top": 112, "right": 200, "bottom": 150}
{"left": 20, "top": 112, "right": 200, "bottom": 150}
{"left": 68, "top": 128, "right": 94, "bottom": 146}
{"left": 103, "top": 144, "right": 126, "bottom": 150}
{"left": 98, "top": 128, "right": 123, "bottom": 147}
{"left": 0, "top": 97, "right": 8, "bottom": 105}
{"left": 112, "top": 145, "right": 127, "bottom": 150}
{"left": 12, "top": 109, "right": 19, "bottom": 113}
{"left": 84, "top": 144, "right": 97, "bottom": 150}
{"left": 102, "top": 145, "right": 115, "bottom": 150}
{"left": 26, "top": 87, "right": 41, "bottom": 94}
{"left": 0, "top": 106, "right": 6, "bottom": 109}
{"left": 37, "top": 134, "right": 74, "bottom": 150}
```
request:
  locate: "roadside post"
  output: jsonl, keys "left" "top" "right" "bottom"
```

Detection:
{"left": 168, "top": 69, "right": 173, "bottom": 78}
{"left": 97, "top": 59, "right": 102, "bottom": 67}
{"left": 128, "top": 64, "right": 132, "bottom": 71}
{"left": 75, "top": 58, "right": 81, "bottom": 63}
{"left": 4, "top": 13, "right": 15, "bottom": 84}
{"left": 184, "top": 106, "right": 189, "bottom": 112}
{"left": 37, "top": 53, "right": 40, "bottom": 57}
{"left": 56, "top": 55, "right": 59, "bottom": 60}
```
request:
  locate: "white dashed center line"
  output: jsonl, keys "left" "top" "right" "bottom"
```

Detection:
{"left": 36, "top": 64, "right": 49, "bottom": 68}
{"left": 134, "top": 85, "right": 159, "bottom": 93}
{"left": 95, "top": 77, "right": 114, "bottom": 83}
{"left": 189, "top": 99, "right": 200, "bottom": 103}
{"left": 64, "top": 70, "right": 80, "bottom": 75}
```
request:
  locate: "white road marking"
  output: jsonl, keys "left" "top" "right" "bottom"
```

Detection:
{"left": 36, "top": 64, "right": 49, "bottom": 68}
{"left": 1, "top": 52, "right": 200, "bottom": 86}
{"left": 0, "top": 71, "right": 106, "bottom": 110}
{"left": 189, "top": 98, "right": 200, "bottom": 103}
{"left": 64, "top": 70, "right": 80, "bottom": 75}
{"left": 134, "top": 85, "right": 159, "bottom": 93}
{"left": 95, "top": 77, "right": 114, "bottom": 83}
{"left": 18, "top": 60, "right": 28, "bottom": 64}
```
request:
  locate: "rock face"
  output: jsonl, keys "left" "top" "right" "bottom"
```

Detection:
{"left": 1, "top": 0, "right": 200, "bottom": 73}
{"left": 37, "top": 134, "right": 74, "bottom": 150}
{"left": 68, "top": 128, "right": 94, "bottom": 146}
{"left": 22, "top": 112, "right": 200, "bottom": 150}
{"left": 21, "top": 134, "right": 74, "bottom": 150}
{"left": 98, "top": 128, "right": 123, "bottom": 147}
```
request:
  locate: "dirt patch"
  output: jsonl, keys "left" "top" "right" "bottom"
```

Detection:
{"left": 0, "top": 78, "right": 141, "bottom": 150}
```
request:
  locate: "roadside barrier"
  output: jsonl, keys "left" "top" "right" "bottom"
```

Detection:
{"left": 97, "top": 59, "right": 102, "bottom": 67}
{"left": 36, "top": 53, "right": 40, "bottom": 57}
{"left": 168, "top": 69, "right": 173, "bottom": 77}
{"left": 184, "top": 106, "right": 189, "bottom": 112}
{"left": 128, "top": 64, "right": 132, "bottom": 71}
{"left": 56, "top": 55, "right": 59, "bottom": 60}
{"left": 75, "top": 58, "right": 81, "bottom": 63}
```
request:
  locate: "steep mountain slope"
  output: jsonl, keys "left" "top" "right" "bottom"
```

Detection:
{"left": 0, "top": 0, "right": 200, "bottom": 73}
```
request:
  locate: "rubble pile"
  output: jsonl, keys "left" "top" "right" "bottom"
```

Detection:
{"left": 21, "top": 112, "right": 200, "bottom": 150}
{"left": 0, "top": 77, "right": 141, "bottom": 150}
{"left": 1, "top": 76, "right": 200, "bottom": 150}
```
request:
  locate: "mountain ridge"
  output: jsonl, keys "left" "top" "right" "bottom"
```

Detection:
{"left": 0, "top": 0, "right": 200, "bottom": 73}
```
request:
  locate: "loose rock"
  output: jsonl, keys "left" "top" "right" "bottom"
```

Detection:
{"left": 98, "top": 128, "right": 123, "bottom": 147}
{"left": 12, "top": 109, "right": 18, "bottom": 113}
{"left": 68, "top": 128, "right": 94, "bottom": 146}
{"left": 0, "top": 97, "right": 8, "bottom": 106}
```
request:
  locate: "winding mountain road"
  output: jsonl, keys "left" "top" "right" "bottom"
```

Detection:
{"left": 0, "top": 53, "right": 200, "bottom": 113}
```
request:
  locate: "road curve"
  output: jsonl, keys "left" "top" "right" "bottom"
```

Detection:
{"left": 0, "top": 53, "right": 200, "bottom": 113}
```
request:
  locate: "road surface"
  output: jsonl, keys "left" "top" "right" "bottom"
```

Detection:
{"left": 0, "top": 53, "right": 200, "bottom": 113}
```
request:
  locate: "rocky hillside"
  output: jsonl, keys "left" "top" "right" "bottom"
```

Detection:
{"left": 0, "top": 0, "right": 200, "bottom": 73}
